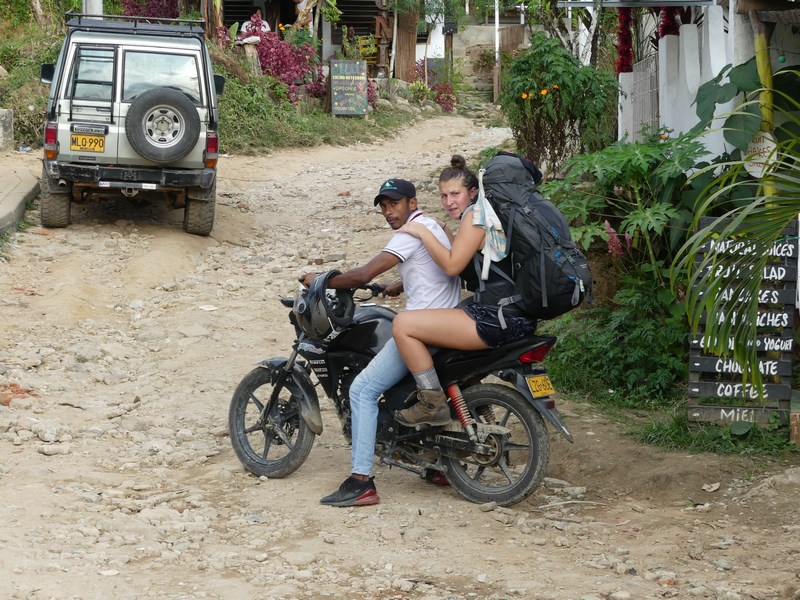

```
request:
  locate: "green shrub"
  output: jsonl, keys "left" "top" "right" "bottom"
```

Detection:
{"left": 541, "top": 271, "right": 687, "bottom": 409}
{"left": 499, "top": 32, "right": 617, "bottom": 177}
{"left": 633, "top": 411, "right": 798, "bottom": 456}
{"left": 407, "top": 80, "right": 432, "bottom": 104}
{"left": 542, "top": 128, "right": 709, "bottom": 284}
{"left": 0, "top": 24, "right": 62, "bottom": 147}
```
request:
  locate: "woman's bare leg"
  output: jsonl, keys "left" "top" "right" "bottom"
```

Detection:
{"left": 393, "top": 308, "right": 487, "bottom": 373}
{"left": 392, "top": 309, "right": 486, "bottom": 426}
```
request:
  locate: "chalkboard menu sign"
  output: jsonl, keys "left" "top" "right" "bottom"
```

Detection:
{"left": 330, "top": 60, "right": 368, "bottom": 116}
{"left": 688, "top": 217, "right": 797, "bottom": 426}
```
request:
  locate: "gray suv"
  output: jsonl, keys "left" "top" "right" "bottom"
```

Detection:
{"left": 40, "top": 14, "right": 225, "bottom": 235}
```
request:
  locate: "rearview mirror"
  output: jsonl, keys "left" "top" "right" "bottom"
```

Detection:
{"left": 40, "top": 63, "right": 55, "bottom": 84}
{"left": 214, "top": 74, "right": 225, "bottom": 96}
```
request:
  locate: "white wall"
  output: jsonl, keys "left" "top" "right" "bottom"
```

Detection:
{"left": 417, "top": 22, "right": 445, "bottom": 60}
{"left": 623, "top": 1, "right": 800, "bottom": 156}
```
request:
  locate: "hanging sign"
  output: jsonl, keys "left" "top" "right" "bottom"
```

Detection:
{"left": 744, "top": 131, "right": 777, "bottom": 179}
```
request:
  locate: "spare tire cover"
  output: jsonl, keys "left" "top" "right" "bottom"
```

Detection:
{"left": 125, "top": 87, "right": 201, "bottom": 164}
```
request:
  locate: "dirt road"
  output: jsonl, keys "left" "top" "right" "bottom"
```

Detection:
{"left": 1, "top": 116, "right": 799, "bottom": 600}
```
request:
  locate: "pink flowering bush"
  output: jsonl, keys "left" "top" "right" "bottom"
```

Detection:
{"left": 254, "top": 32, "right": 326, "bottom": 102}
{"left": 216, "top": 26, "right": 232, "bottom": 49}
{"left": 122, "top": 0, "right": 179, "bottom": 19}
{"left": 432, "top": 82, "right": 456, "bottom": 112}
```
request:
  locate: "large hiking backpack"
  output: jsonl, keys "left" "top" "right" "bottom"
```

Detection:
{"left": 478, "top": 152, "right": 592, "bottom": 321}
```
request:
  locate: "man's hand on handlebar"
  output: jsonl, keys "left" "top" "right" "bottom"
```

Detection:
{"left": 298, "top": 272, "right": 319, "bottom": 288}
{"left": 382, "top": 281, "right": 403, "bottom": 297}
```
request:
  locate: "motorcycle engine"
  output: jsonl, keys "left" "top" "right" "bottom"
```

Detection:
{"left": 336, "top": 367, "right": 359, "bottom": 442}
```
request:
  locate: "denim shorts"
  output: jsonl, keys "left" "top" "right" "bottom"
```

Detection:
{"left": 462, "top": 302, "right": 536, "bottom": 349}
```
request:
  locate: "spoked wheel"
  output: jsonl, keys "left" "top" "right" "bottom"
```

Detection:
{"left": 228, "top": 367, "right": 316, "bottom": 478}
{"left": 442, "top": 383, "right": 550, "bottom": 506}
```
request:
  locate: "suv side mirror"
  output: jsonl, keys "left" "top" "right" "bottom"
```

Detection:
{"left": 214, "top": 74, "right": 225, "bottom": 96}
{"left": 41, "top": 63, "right": 55, "bottom": 85}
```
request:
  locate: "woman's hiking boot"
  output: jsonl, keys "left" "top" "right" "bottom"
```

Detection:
{"left": 394, "top": 389, "right": 451, "bottom": 427}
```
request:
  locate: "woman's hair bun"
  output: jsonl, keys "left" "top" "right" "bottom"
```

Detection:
{"left": 450, "top": 154, "right": 467, "bottom": 168}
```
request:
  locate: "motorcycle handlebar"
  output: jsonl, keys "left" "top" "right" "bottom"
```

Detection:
{"left": 354, "top": 283, "right": 386, "bottom": 301}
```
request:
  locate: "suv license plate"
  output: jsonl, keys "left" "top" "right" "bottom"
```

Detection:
{"left": 526, "top": 374, "right": 555, "bottom": 398}
{"left": 70, "top": 134, "right": 105, "bottom": 152}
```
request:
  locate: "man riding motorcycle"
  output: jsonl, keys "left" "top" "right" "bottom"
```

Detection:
{"left": 299, "top": 178, "right": 459, "bottom": 507}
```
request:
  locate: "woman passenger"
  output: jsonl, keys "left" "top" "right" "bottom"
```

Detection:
{"left": 393, "top": 155, "right": 536, "bottom": 427}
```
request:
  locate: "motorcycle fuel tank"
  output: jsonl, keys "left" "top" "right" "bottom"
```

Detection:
{"left": 336, "top": 305, "right": 395, "bottom": 356}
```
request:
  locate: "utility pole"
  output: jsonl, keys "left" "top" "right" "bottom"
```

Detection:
{"left": 82, "top": 0, "right": 104, "bottom": 15}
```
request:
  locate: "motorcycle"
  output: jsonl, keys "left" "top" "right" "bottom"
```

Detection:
{"left": 228, "top": 278, "right": 573, "bottom": 506}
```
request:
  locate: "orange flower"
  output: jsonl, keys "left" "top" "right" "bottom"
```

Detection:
{"left": 521, "top": 92, "right": 528, "bottom": 99}
{"left": 553, "top": 84, "right": 559, "bottom": 89}
{"left": 540, "top": 89, "right": 548, "bottom": 95}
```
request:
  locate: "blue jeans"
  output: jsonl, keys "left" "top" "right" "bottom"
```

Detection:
{"left": 349, "top": 338, "right": 409, "bottom": 476}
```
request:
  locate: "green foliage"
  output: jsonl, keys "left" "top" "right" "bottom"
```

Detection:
{"left": 0, "top": 0, "right": 31, "bottom": 25}
{"left": 0, "top": 24, "right": 62, "bottom": 148}
{"left": 407, "top": 80, "right": 433, "bottom": 103}
{"left": 319, "top": 0, "right": 342, "bottom": 24}
{"left": 340, "top": 25, "right": 375, "bottom": 60}
{"left": 633, "top": 411, "right": 798, "bottom": 456}
{"left": 672, "top": 65, "right": 800, "bottom": 389}
{"left": 472, "top": 48, "right": 494, "bottom": 74}
{"left": 543, "top": 128, "right": 709, "bottom": 285}
{"left": 283, "top": 26, "right": 319, "bottom": 50}
{"left": 541, "top": 273, "right": 687, "bottom": 408}
{"left": 498, "top": 32, "right": 618, "bottom": 177}
{"left": 214, "top": 53, "right": 417, "bottom": 153}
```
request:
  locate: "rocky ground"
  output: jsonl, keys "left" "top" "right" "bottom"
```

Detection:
{"left": 1, "top": 112, "right": 799, "bottom": 600}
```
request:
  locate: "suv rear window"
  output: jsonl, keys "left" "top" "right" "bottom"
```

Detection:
{"left": 70, "top": 46, "right": 114, "bottom": 100}
{"left": 123, "top": 51, "right": 202, "bottom": 104}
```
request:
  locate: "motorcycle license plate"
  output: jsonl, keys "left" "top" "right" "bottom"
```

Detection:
{"left": 70, "top": 133, "right": 105, "bottom": 152}
{"left": 526, "top": 374, "right": 555, "bottom": 398}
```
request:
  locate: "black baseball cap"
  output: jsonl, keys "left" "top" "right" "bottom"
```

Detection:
{"left": 374, "top": 178, "right": 416, "bottom": 205}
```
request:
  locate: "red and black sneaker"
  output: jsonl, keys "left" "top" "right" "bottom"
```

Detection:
{"left": 320, "top": 476, "right": 380, "bottom": 507}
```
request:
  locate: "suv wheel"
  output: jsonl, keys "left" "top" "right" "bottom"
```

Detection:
{"left": 40, "top": 165, "right": 72, "bottom": 228}
{"left": 183, "top": 180, "right": 216, "bottom": 236}
{"left": 126, "top": 87, "right": 201, "bottom": 164}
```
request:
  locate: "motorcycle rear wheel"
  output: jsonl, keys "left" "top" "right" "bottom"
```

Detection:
{"left": 228, "top": 367, "right": 316, "bottom": 478}
{"left": 443, "top": 383, "right": 549, "bottom": 506}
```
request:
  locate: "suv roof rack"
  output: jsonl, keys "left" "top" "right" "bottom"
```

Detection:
{"left": 65, "top": 12, "right": 206, "bottom": 35}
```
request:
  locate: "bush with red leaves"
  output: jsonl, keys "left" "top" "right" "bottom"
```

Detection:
{"left": 432, "top": 82, "right": 456, "bottom": 112}
{"left": 616, "top": 8, "right": 633, "bottom": 74}
{"left": 122, "top": 0, "right": 179, "bottom": 19}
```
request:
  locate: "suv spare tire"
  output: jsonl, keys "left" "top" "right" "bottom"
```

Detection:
{"left": 126, "top": 87, "right": 201, "bottom": 164}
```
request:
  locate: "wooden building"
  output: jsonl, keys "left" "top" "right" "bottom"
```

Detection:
{"left": 219, "top": 0, "right": 418, "bottom": 81}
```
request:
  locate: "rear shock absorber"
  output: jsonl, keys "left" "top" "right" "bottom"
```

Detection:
{"left": 446, "top": 384, "right": 477, "bottom": 442}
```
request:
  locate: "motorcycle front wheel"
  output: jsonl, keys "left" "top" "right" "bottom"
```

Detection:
{"left": 443, "top": 383, "right": 550, "bottom": 507}
{"left": 228, "top": 366, "right": 316, "bottom": 478}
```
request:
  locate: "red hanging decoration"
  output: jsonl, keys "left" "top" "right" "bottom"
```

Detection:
{"left": 658, "top": 7, "right": 680, "bottom": 38}
{"left": 616, "top": 8, "right": 633, "bottom": 74}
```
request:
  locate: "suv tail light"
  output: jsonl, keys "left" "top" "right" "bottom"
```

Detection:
{"left": 204, "top": 132, "right": 219, "bottom": 169}
{"left": 44, "top": 122, "right": 58, "bottom": 160}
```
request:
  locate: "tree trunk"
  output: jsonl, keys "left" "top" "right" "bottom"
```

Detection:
{"left": 31, "top": 0, "right": 45, "bottom": 25}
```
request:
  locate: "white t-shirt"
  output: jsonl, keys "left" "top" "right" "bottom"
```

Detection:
{"left": 383, "top": 211, "right": 461, "bottom": 311}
